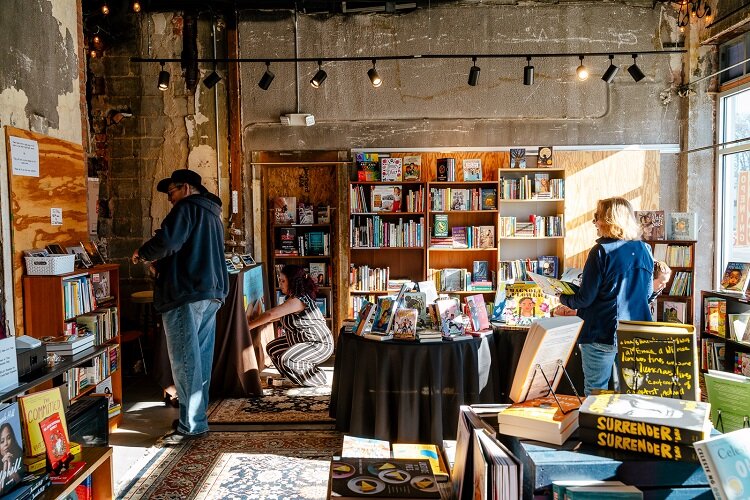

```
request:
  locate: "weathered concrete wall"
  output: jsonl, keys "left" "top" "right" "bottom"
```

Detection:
{"left": 88, "top": 12, "right": 229, "bottom": 305}
{"left": 0, "top": 0, "right": 84, "bottom": 334}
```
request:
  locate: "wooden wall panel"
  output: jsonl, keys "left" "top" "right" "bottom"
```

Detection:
{"left": 558, "top": 150, "right": 660, "bottom": 270}
{"left": 4, "top": 126, "right": 88, "bottom": 335}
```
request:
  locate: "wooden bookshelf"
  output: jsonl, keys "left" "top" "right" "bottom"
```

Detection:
{"left": 700, "top": 289, "right": 750, "bottom": 373}
{"left": 38, "top": 446, "right": 113, "bottom": 499}
{"left": 22, "top": 264, "right": 122, "bottom": 429}
{"left": 644, "top": 239, "right": 696, "bottom": 325}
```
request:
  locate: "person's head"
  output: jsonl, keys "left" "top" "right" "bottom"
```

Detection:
{"left": 519, "top": 297, "right": 535, "bottom": 316}
{"left": 280, "top": 264, "right": 317, "bottom": 299}
{"left": 0, "top": 423, "right": 20, "bottom": 457}
{"left": 653, "top": 261, "right": 672, "bottom": 291}
{"left": 593, "top": 197, "right": 641, "bottom": 240}
{"left": 724, "top": 269, "right": 743, "bottom": 288}
{"left": 156, "top": 169, "right": 207, "bottom": 205}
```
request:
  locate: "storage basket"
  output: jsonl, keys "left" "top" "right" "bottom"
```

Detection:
{"left": 24, "top": 254, "right": 76, "bottom": 276}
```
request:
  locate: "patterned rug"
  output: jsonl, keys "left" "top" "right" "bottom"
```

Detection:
{"left": 118, "top": 430, "right": 343, "bottom": 499}
{"left": 207, "top": 385, "right": 334, "bottom": 424}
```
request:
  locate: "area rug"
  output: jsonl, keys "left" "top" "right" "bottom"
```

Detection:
{"left": 118, "top": 430, "right": 343, "bottom": 499}
{"left": 208, "top": 385, "right": 334, "bottom": 424}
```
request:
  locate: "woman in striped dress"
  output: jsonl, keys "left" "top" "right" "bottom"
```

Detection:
{"left": 247, "top": 264, "right": 333, "bottom": 387}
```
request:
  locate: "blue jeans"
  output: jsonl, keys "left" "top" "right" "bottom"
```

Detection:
{"left": 579, "top": 342, "right": 619, "bottom": 396}
{"left": 162, "top": 299, "right": 221, "bottom": 435}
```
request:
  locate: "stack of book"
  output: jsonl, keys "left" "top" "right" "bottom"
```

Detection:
{"left": 44, "top": 333, "right": 95, "bottom": 356}
{"left": 497, "top": 394, "right": 582, "bottom": 445}
{"left": 577, "top": 393, "right": 712, "bottom": 462}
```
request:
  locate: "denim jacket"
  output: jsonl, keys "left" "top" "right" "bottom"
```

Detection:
{"left": 560, "top": 238, "right": 653, "bottom": 345}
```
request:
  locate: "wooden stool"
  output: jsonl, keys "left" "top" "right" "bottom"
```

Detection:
{"left": 122, "top": 290, "right": 155, "bottom": 375}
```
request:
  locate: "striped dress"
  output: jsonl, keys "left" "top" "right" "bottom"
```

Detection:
{"left": 266, "top": 294, "right": 334, "bottom": 387}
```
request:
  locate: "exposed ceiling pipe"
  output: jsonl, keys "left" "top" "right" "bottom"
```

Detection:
{"left": 182, "top": 13, "right": 199, "bottom": 92}
{"left": 294, "top": 7, "right": 301, "bottom": 114}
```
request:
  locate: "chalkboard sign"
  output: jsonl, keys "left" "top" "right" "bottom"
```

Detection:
{"left": 616, "top": 320, "right": 698, "bottom": 400}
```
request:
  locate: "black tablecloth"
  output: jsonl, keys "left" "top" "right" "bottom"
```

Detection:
{"left": 330, "top": 329, "right": 501, "bottom": 443}
{"left": 152, "top": 269, "right": 263, "bottom": 399}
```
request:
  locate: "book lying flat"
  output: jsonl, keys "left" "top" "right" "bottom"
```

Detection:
{"left": 329, "top": 457, "right": 439, "bottom": 499}
{"left": 497, "top": 394, "right": 581, "bottom": 445}
{"left": 527, "top": 271, "right": 579, "bottom": 296}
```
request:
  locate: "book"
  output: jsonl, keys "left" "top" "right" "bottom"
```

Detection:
{"left": 297, "top": 202, "right": 315, "bottom": 224}
{"left": 309, "top": 262, "right": 327, "bottom": 286}
{"left": 719, "top": 261, "right": 750, "bottom": 294}
{"left": 450, "top": 190, "right": 467, "bottom": 211}
{"left": 273, "top": 196, "right": 296, "bottom": 224}
{"left": 499, "top": 283, "right": 555, "bottom": 326}
{"left": 509, "top": 316, "right": 583, "bottom": 402}
{"left": 315, "top": 297, "right": 328, "bottom": 317}
{"left": 403, "top": 155, "right": 422, "bottom": 181}
{"left": 391, "top": 443, "right": 449, "bottom": 482}
{"left": 341, "top": 435, "right": 391, "bottom": 458}
{"left": 560, "top": 267, "right": 584, "bottom": 287}
{"left": 358, "top": 161, "right": 381, "bottom": 182}
{"left": 537, "top": 146, "right": 553, "bottom": 167}
{"left": 464, "top": 294, "right": 490, "bottom": 332}
{"left": 317, "top": 204, "right": 331, "bottom": 223}
{"left": 578, "top": 393, "right": 712, "bottom": 445}
{"left": 534, "top": 173, "right": 550, "bottom": 195}
{"left": 471, "top": 261, "right": 489, "bottom": 283}
{"left": 44, "top": 333, "right": 95, "bottom": 353}
{"left": 328, "top": 457, "right": 439, "bottom": 499}
{"left": 403, "top": 292, "right": 427, "bottom": 325}
{"left": 417, "top": 281, "right": 438, "bottom": 305}
{"left": 279, "top": 227, "right": 297, "bottom": 254}
{"left": 497, "top": 394, "right": 581, "bottom": 445}
{"left": 462, "top": 159, "right": 482, "bottom": 181}
{"left": 90, "top": 270, "right": 111, "bottom": 301}
{"left": 370, "top": 296, "right": 398, "bottom": 335}
{"left": 392, "top": 308, "right": 418, "bottom": 340}
{"left": 436, "top": 158, "right": 453, "bottom": 182}
{"left": 477, "top": 226, "right": 494, "bottom": 249}
{"left": 703, "top": 370, "right": 750, "bottom": 433}
{"left": 577, "top": 426, "right": 699, "bottom": 462}
{"left": 537, "top": 255, "right": 558, "bottom": 279}
{"left": 371, "top": 185, "right": 402, "bottom": 212}
{"left": 18, "top": 387, "right": 68, "bottom": 458}
{"left": 50, "top": 460, "right": 86, "bottom": 484}
{"left": 635, "top": 210, "right": 665, "bottom": 240}
{"left": 0, "top": 402, "right": 24, "bottom": 495}
{"left": 616, "top": 320, "right": 698, "bottom": 400}
{"left": 39, "top": 412, "right": 70, "bottom": 471}
{"left": 480, "top": 189, "right": 496, "bottom": 210}
{"left": 527, "top": 271, "right": 579, "bottom": 296}
{"left": 433, "top": 214, "right": 448, "bottom": 238}
{"left": 81, "top": 240, "right": 105, "bottom": 265}
{"left": 728, "top": 312, "right": 750, "bottom": 341}
{"left": 552, "top": 481, "right": 626, "bottom": 500}
{"left": 381, "top": 157, "right": 403, "bottom": 182}
{"left": 667, "top": 212, "right": 697, "bottom": 240}
{"left": 509, "top": 148, "right": 526, "bottom": 168}
{"left": 694, "top": 427, "right": 750, "bottom": 500}
{"left": 662, "top": 300, "right": 686, "bottom": 323}
{"left": 565, "top": 485, "right": 642, "bottom": 498}
{"left": 307, "top": 231, "right": 326, "bottom": 256}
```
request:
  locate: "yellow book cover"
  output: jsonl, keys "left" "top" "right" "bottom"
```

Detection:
{"left": 18, "top": 387, "right": 68, "bottom": 457}
{"left": 498, "top": 394, "right": 581, "bottom": 431}
{"left": 391, "top": 443, "right": 449, "bottom": 481}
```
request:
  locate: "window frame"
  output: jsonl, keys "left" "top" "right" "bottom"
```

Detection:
{"left": 715, "top": 80, "right": 750, "bottom": 288}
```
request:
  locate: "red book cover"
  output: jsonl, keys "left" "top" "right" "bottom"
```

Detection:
{"left": 39, "top": 413, "right": 69, "bottom": 471}
{"left": 50, "top": 460, "right": 86, "bottom": 484}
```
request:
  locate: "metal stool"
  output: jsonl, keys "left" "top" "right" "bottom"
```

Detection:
{"left": 121, "top": 290, "right": 154, "bottom": 375}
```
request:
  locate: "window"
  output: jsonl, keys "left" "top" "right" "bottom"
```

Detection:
{"left": 717, "top": 83, "right": 750, "bottom": 282}
{"left": 719, "top": 32, "right": 750, "bottom": 85}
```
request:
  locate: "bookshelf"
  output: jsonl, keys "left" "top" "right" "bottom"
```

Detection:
{"left": 22, "top": 264, "right": 122, "bottom": 429}
{"left": 700, "top": 289, "right": 750, "bottom": 373}
{"left": 644, "top": 240, "right": 696, "bottom": 325}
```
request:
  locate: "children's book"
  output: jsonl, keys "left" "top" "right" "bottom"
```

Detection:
{"left": 480, "top": 189, "right": 496, "bottom": 210}
{"left": 667, "top": 212, "right": 697, "bottom": 240}
{"left": 537, "top": 255, "right": 558, "bottom": 279}
{"left": 0, "top": 403, "right": 24, "bottom": 495}
{"left": 662, "top": 300, "right": 686, "bottom": 323}
{"left": 464, "top": 294, "right": 490, "bottom": 332}
{"left": 527, "top": 271, "right": 579, "bottom": 296}
{"left": 509, "top": 148, "right": 526, "bottom": 168}
{"left": 403, "top": 155, "right": 422, "bottom": 181}
{"left": 719, "top": 262, "right": 750, "bottom": 294}
{"left": 560, "top": 267, "right": 584, "bottom": 287}
{"left": 392, "top": 308, "right": 418, "bottom": 340}
{"left": 635, "top": 210, "right": 665, "bottom": 240}
{"left": 403, "top": 292, "right": 427, "bottom": 325}
{"left": 328, "top": 457, "right": 439, "bottom": 499}
{"left": 477, "top": 226, "right": 494, "bottom": 249}
{"left": 370, "top": 296, "right": 397, "bottom": 335}
{"left": 509, "top": 316, "right": 583, "bottom": 402}
{"left": 462, "top": 159, "right": 482, "bottom": 181}
{"left": 380, "top": 157, "right": 403, "bottom": 182}
{"left": 417, "top": 281, "right": 438, "bottom": 305}
{"left": 500, "top": 283, "right": 555, "bottom": 326}
{"left": 341, "top": 435, "right": 391, "bottom": 458}
{"left": 534, "top": 173, "right": 550, "bottom": 195}
{"left": 694, "top": 427, "right": 750, "bottom": 500}
{"left": 40, "top": 412, "right": 70, "bottom": 472}
{"left": 537, "top": 146, "right": 553, "bottom": 167}
{"left": 471, "top": 261, "right": 489, "bottom": 282}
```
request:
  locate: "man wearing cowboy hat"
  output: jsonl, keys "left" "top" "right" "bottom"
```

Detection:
{"left": 132, "top": 168, "right": 228, "bottom": 444}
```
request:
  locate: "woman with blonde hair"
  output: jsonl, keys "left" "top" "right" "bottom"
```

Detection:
{"left": 554, "top": 197, "right": 653, "bottom": 396}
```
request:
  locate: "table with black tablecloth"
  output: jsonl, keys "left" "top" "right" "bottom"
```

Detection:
{"left": 330, "top": 328, "right": 501, "bottom": 444}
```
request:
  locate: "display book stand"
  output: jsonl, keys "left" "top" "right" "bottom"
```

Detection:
{"left": 527, "top": 359, "right": 583, "bottom": 414}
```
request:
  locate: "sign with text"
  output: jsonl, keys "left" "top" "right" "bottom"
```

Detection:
{"left": 0, "top": 338, "right": 19, "bottom": 392}
{"left": 737, "top": 171, "right": 749, "bottom": 248}
{"left": 9, "top": 136, "right": 39, "bottom": 177}
{"left": 616, "top": 320, "right": 697, "bottom": 400}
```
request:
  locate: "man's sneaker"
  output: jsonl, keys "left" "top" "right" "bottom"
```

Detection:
{"left": 160, "top": 430, "right": 208, "bottom": 446}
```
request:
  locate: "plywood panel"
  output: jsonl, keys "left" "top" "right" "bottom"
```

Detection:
{"left": 5, "top": 126, "right": 88, "bottom": 334}
{"left": 558, "top": 150, "right": 660, "bottom": 270}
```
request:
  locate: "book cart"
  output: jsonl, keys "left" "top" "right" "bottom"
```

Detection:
{"left": 22, "top": 264, "right": 122, "bottom": 430}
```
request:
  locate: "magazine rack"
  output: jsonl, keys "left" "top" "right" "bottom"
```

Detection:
{"left": 528, "top": 360, "right": 582, "bottom": 414}
{"left": 624, "top": 337, "right": 685, "bottom": 399}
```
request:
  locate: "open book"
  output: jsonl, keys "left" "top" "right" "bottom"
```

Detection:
{"left": 527, "top": 271, "right": 580, "bottom": 297}
{"left": 509, "top": 316, "right": 583, "bottom": 403}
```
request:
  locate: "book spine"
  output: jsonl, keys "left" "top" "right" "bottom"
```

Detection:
{"left": 577, "top": 426, "right": 698, "bottom": 462}
{"left": 577, "top": 412, "right": 703, "bottom": 445}
{"left": 694, "top": 442, "right": 727, "bottom": 500}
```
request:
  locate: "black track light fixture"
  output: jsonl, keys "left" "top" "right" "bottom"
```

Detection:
{"left": 158, "top": 62, "right": 170, "bottom": 91}
{"left": 367, "top": 59, "right": 382, "bottom": 87}
{"left": 310, "top": 60, "right": 327, "bottom": 88}
{"left": 203, "top": 70, "right": 222, "bottom": 89}
{"left": 576, "top": 55, "right": 589, "bottom": 81}
{"left": 523, "top": 56, "right": 534, "bottom": 86}
{"left": 627, "top": 53, "right": 645, "bottom": 82}
{"left": 468, "top": 57, "right": 480, "bottom": 86}
{"left": 258, "top": 61, "right": 275, "bottom": 90}
{"left": 601, "top": 54, "right": 619, "bottom": 83}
